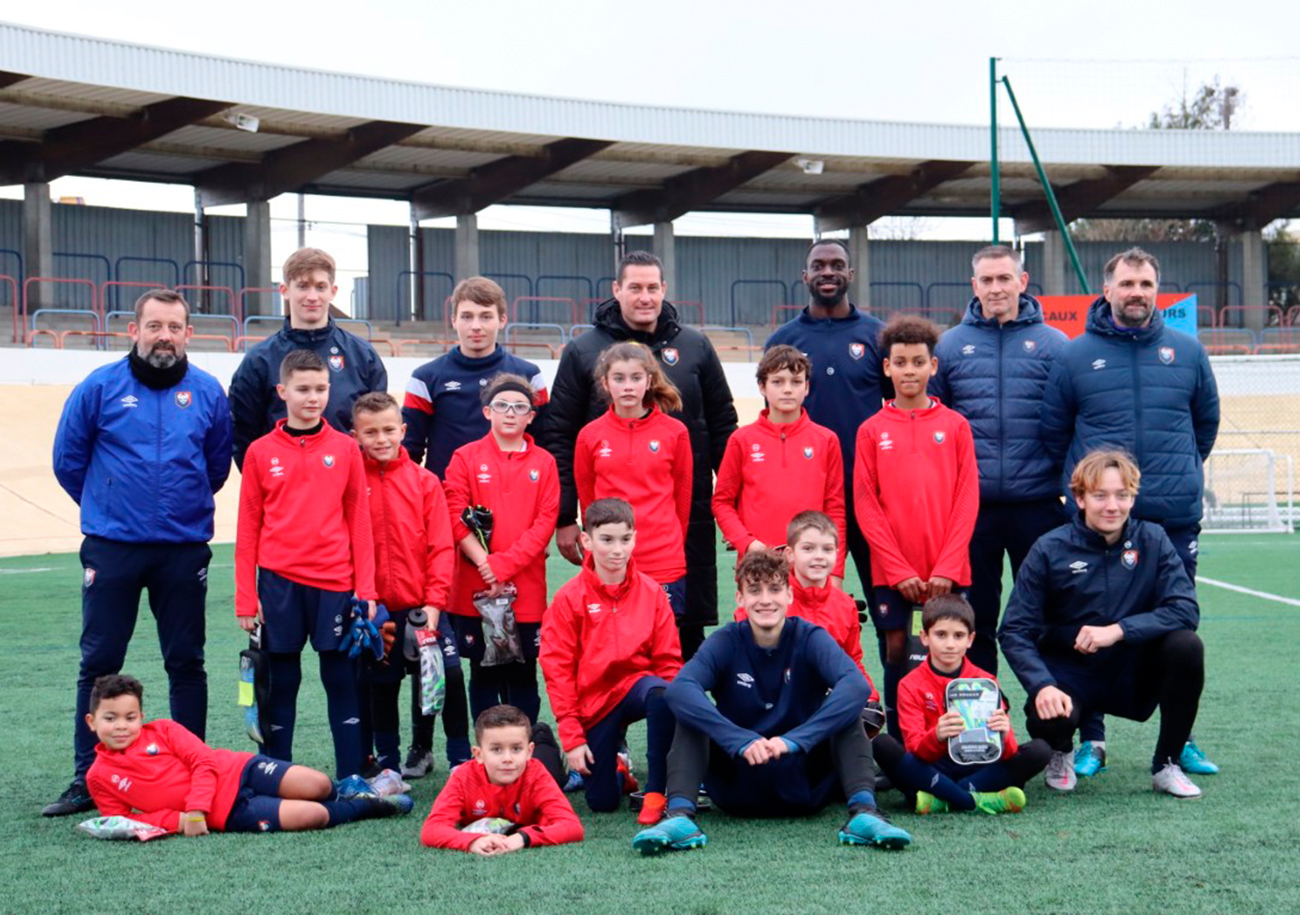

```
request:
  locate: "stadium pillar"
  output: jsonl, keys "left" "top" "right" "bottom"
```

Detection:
{"left": 1041, "top": 229, "right": 1068, "bottom": 296}
{"left": 849, "top": 225, "right": 870, "bottom": 311}
{"left": 244, "top": 200, "right": 273, "bottom": 314}
{"left": 22, "top": 182, "right": 53, "bottom": 309}
{"left": 654, "top": 221, "right": 677, "bottom": 293}
{"left": 1240, "top": 227, "right": 1266, "bottom": 332}
{"left": 455, "top": 213, "right": 480, "bottom": 280}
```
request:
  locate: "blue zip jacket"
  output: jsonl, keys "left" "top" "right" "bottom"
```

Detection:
{"left": 665, "top": 617, "right": 869, "bottom": 758}
{"left": 766, "top": 305, "right": 889, "bottom": 485}
{"left": 53, "top": 357, "right": 232, "bottom": 543}
{"left": 1040, "top": 298, "right": 1219, "bottom": 528}
{"left": 931, "top": 294, "right": 1068, "bottom": 502}
{"left": 228, "top": 317, "right": 387, "bottom": 468}
{"left": 998, "top": 513, "right": 1199, "bottom": 700}
{"left": 401, "top": 345, "right": 547, "bottom": 480}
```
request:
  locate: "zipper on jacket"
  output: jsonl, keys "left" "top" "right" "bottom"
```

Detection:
{"left": 1130, "top": 342, "right": 1143, "bottom": 467}
{"left": 997, "top": 328, "right": 1005, "bottom": 500}
{"left": 155, "top": 389, "right": 164, "bottom": 533}
{"left": 780, "top": 430, "right": 788, "bottom": 468}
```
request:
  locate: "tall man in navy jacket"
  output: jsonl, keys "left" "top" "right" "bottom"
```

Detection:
{"left": 632, "top": 550, "right": 910, "bottom": 854}
{"left": 228, "top": 248, "right": 387, "bottom": 469}
{"left": 767, "top": 239, "right": 889, "bottom": 597}
{"left": 931, "top": 246, "right": 1068, "bottom": 674}
{"left": 47, "top": 289, "right": 233, "bottom": 816}
{"left": 1039, "top": 247, "right": 1220, "bottom": 777}
{"left": 998, "top": 449, "right": 1206, "bottom": 798}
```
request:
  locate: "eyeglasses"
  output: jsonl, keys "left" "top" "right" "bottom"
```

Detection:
{"left": 488, "top": 400, "right": 533, "bottom": 416}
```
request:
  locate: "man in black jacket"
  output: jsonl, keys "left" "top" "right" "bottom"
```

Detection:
{"left": 228, "top": 248, "right": 387, "bottom": 468}
{"left": 538, "top": 251, "right": 738, "bottom": 658}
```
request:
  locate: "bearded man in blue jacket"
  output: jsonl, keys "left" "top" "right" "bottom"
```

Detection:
{"left": 46, "top": 289, "right": 233, "bottom": 817}
{"left": 1039, "top": 247, "right": 1220, "bottom": 780}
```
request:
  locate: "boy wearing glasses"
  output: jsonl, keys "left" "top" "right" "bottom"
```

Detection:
{"left": 443, "top": 374, "right": 560, "bottom": 726}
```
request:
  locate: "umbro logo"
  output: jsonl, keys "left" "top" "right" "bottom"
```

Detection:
{"left": 1091, "top": 359, "right": 1107, "bottom": 371}
{"left": 735, "top": 672, "right": 754, "bottom": 689}
{"left": 120, "top": 395, "right": 139, "bottom": 408}
{"left": 444, "top": 381, "right": 462, "bottom": 391}
{"left": 961, "top": 344, "right": 975, "bottom": 356}
{"left": 586, "top": 603, "right": 603, "bottom": 615}
{"left": 1069, "top": 561, "right": 1089, "bottom": 574}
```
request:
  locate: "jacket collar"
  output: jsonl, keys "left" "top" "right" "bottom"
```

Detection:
{"left": 754, "top": 408, "right": 809, "bottom": 437}
{"left": 795, "top": 302, "right": 868, "bottom": 326}
{"left": 603, "top": 404, "right": 662, "bottom": 430}
{"left": 580, "top": 552, "right": 639, "bottom": 603}
{"left": 1070, "top": 510, "right": 1136, "bottom": 549}
{"left": 363, "top": 445, "right": 412, "bottom": 473}
{"left": 961, "top": 293, "right": 1046, "bottom": 329}
{"left": 1084, "top": 295, "right": 1164, "bottom": 342}
{"left": 280, "top": 315, "right": 337, "bottom": 345}
{"left": 272, "top": 417, "right": 331, "bottom": 445}
{"left": 447, "top": 344, "right": 506, "bottom": 370}
{"left": 790, "top": 573, "right": 831, "bottom": 611}
{"left": 593, "top": 298, "right": 682, "bottom": 345}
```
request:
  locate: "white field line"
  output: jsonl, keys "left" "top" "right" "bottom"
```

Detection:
{"left": 0, "top": 567, "right": 58, "bottom": 574}
{"left": 1199, "top": 576, "right": 1300, "bottom": 608}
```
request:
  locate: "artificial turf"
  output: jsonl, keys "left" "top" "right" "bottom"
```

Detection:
{"left": 1, "top": 534, "right": 1295, "bottom": 915}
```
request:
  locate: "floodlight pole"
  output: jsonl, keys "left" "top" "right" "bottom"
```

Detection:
{"left": 990, "top": 57, "right": 1000, "bottom": 244}
{"left": 1000, "top": 75, "right": 1090, "bottom": 294}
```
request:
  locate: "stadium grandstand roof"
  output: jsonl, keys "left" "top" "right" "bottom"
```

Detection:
{"left": 2, "top": 20, "right": 1298, "bottom": 231}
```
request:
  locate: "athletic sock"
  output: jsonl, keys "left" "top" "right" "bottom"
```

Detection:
{"left": 321, "top": 796, "right": 394, "bottom": 827}
{"left": 665, "top": 796, "right": 697, "bottom": 818}
{"left": 318, "top": 650, "right": 363, "bottom": 778}
{"left": 265, "top": 653, "right": 304, "bottom": 762}
{"left": 374, "top": 730, "right": 401, "bottom": 772}
{"left": 846, "top": 790, "right": 877, "bottom": 814}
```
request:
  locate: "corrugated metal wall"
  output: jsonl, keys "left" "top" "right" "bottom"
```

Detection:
{"left": 0, "top": 200, "right": 243, "bottom": 314}
{"left": 367, "top": 226, "right": 1240, "bottom": 325}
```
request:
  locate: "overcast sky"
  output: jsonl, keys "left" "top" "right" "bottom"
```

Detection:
{"left": 2, "top": 3, "right": 1295, "bottom": 292}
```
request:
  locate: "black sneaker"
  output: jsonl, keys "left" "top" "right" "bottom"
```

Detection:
{"left": 400, "top": 746, "right": 434, "bottom": 780}
{"left": 42, "top": 780, "right": 95, "bottom": 817}
{"left": 359, "top": 755, "right": 385, "bottom": 780}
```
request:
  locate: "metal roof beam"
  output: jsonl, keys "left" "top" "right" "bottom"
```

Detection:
{"left": 0, "top": 71, "right": 30, "bottom": 90}
{"left": 0, "top": 96, "right": 231, "bottom": 185}
{"left": 1208, "top": 179, "right": 1300, "bottom": 228}
{"left": 1012, "top": 165, "right": 1160, "bottom": 234}
{"left": 813, "top": 160, "right": 975, "bottom": 231}
{"left": 612, "top": 150, "right": 793, "bottom": 228}
{"left": 196, "top": 120, "right": 425, "bottom": 206}
{"left": 410, "top": 137, "right": 613, "bottom": 220}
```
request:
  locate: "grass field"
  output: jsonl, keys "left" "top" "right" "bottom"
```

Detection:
{"left": 2, "top": 534, "right": 1297, "bottom": 915}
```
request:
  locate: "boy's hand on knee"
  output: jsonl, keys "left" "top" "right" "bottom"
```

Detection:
{"left": 566, "top": 744, "right": 594, "bottom": 775}
{"left": 1034, "top": 686, "right": 1072, "bottom": 720}
{"left": 180, "top": 811, "right": 209, "bottom": 837}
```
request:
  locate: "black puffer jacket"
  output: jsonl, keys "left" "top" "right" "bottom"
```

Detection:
{"left": 537, "top": 299, "right": 738, "bottom": 626}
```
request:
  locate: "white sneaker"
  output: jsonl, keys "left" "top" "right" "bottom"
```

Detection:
{"left": 1045, "top": 750, "right": 1078, "bottom": 792}
{"left": 1152, "top": 762, "right": 1202, "bottom": 799}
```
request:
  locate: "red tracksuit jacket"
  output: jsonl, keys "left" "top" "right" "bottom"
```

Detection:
{"left": 236, "top": 420, "right": 376, "bottom": 616}
{"left": 712, "top": 409, "right": 847, "bottom": 578}
{"left": 897, "top": 656, "right": 1019, "bottom": 764}
{"left": 540, "top": 555, "right": 683, "bottom": 751}
{"left": 853, "top": 399, "right": 979, "bottom": 589}
{"left": 364, "top": 447, "right": 454, "bottom": 613}
{"left": 86, "top": 720, "right": 253, "bottom": 834}
{"left": 733, "top": 574, "right": 877, "bottom": 699}
{"left": 443, "top": 433, "right": 559, "bottom": 623}
{"left": 573, "top": 406, "right": 693, "bottom": 584}
{"left": 419, "top": 757, "right": 584, "bottom": 850}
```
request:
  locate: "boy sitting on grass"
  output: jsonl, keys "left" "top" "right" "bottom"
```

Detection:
{"left": 420, "top": 704, "right": 581, "bottom": 854}
{"left": 633, "top": 549, "right": 911, "bottom": 854}
{"left": 85, "top": 674, "right": 410, "bottom": 837}
{"left": 872, "top": 595, "right": 1051, "bottom": 815}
